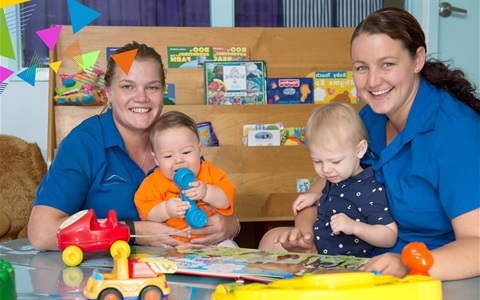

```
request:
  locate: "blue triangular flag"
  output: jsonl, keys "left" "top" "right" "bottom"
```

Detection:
{"left": 67, "top": 0, "right": 101, "bottom": 34}
{"left": 16, "top": 65, "right": 37, "bottom": 87}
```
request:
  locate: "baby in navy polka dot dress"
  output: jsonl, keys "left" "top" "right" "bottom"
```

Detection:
{"left": 292, "top": 103, "right": 398, "bottom": 257}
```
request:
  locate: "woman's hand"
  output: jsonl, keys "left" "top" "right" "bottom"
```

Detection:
{"left": 273, "top": 228, "right": 317, "bottom": 254}
{"left": 359, "top": 253, "right": 409, "bottom": 278}
{"left": 134, "top": 220, "right": 190, "bottom": 248}
{"left": 190, "top": 208, "right": 237, "bottom": 245}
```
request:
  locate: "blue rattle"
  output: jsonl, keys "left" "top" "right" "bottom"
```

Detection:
{"left": 173, "top": 168, "right": 208, "bottom": 229}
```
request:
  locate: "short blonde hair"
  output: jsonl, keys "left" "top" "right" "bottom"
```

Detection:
{"left": 305, "top": 103, "right": 367, "bottom": 150}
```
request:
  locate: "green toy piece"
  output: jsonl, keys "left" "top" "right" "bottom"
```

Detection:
{"left": 55, "top": 78, "right": 84, "bottom": 95}
{"left": 0, "top": 258, "right": 16, "bottom": 300}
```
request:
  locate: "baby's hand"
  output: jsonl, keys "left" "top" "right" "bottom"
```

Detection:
{"left": 182, "top": 180, "right": 207, "bottom": 200}
{"left": 166, "top": 197, "right": 190, "bottom": 218}
{"left": 292, "top": 193, "right": 320, "bottom": 215}
{"left": 292, "top": 197, "right": 306, "bottom": 216}
{"left": 330, "top": 213, "right": 356, "bottom": 235}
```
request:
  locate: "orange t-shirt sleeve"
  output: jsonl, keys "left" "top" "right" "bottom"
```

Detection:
{"left": 134, "top": 170, "right": 178, "bottom": 220}
{"left": 200, "top": 161, "right": 235, "bottom": 216}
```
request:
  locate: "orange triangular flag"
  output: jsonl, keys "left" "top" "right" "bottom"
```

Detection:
{"left": 61, "top": 40, "right": 82, "bottom": 63}
{"left": 111, "top": 49, "right": 138, "bottom": 75}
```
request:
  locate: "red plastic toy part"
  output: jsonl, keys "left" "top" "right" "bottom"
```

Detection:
{"left": 401, "top": 242, "right": 434, "bottom": 276}
{"left": 57, "top": 209, "right": 131, "bottom": 267}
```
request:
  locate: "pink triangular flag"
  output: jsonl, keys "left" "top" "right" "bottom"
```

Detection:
{"left": 0, "top": 66, "right": 14, "bottom": 83}
{"left": 36, "top": 25, "right": 63, "bottom": 51}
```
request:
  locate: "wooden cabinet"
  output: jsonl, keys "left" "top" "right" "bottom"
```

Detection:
{"left": 48, "top": 26, "right": 362, "bottom": 225}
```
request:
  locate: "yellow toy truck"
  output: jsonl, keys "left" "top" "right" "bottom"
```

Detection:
{"left": 83, "top": 247, "right": 177, "bottom": 300}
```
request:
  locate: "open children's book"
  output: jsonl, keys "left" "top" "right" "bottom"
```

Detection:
{"left": 82, "top": 244, "right": 369, "bottom": 283}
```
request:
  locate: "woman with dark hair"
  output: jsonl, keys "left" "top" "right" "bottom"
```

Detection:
{"left": 260, "top": 8, "right": 479, "bottom": 281}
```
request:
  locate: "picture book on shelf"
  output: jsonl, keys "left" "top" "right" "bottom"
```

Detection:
{"left": 242, "top": 123, "right": 283, "bottom": 146}
{"left": 81, "top": 244, "right": 369, "bottom": 283}
{"left": 212, "top": 46, "right": 250, "bottom": 61}
{"left": 197, "top": 121, "right": 219, "bottom": 147}
{"left": 280, "top": 127, "right": 307, "bottom": 146}
{"left": 247, "top": 130, "right": 281, "bottom": 146}
{"left": 106, "top": 47, "right": 119, "bottom": 63}
{"left": 163, "top": 83, "right": 175, "bottom": 105}
{"left": 204, "top": 60, "right": 266, "bottom": 105}
{"left": 307, "top": 71, "right": 360, "bottom": 104}
{"left": 167, "top": 46, "right": 214, "bottom": 68}
{"left": 297, "top": 178, "right": 317, "bottom": 192}
{"left": 266, "top": 78, "right": 314, "bottom": 104}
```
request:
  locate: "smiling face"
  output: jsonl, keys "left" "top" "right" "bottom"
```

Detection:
{"left": 107, "top": 60, "right": 164, "bottom": 134}
{"left": 151, "top": 126, "right": 202, "bottom": 181}
{"left": 309, "top": 139, "right": 367, "bottom": 184}
{"left": 351, "top": 33, "right": 425, "bottom": 121}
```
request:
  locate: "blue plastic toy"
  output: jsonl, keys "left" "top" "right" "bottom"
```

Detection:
{"left": 173, "top": 168, "right": 208, "bottom": 229}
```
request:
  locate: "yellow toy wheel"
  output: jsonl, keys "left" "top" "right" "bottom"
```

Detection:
{"left": 110, "top": 240, "right": 130, "bottom": 258}
{"left": 62, "top": 267, "right": 84, "bottom": 288}
{"left": 62, "top": 245, "right": 83, "bottom": 267}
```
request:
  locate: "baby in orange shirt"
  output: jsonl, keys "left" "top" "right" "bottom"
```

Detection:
{"left": 134, "top": 111, "right": 235, "bottom": 243}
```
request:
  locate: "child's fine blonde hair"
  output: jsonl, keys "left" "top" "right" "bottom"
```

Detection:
{"left": 305, "top": 103, "right": 368, "bottom": 151}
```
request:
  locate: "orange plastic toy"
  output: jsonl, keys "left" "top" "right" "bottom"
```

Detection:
{"left": 401, "top": 242, "right": 434, "bottom": 276}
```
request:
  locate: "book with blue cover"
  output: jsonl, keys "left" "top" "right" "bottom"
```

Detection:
{"left": 267, "top": 78, "right": 314, "bottom": 104}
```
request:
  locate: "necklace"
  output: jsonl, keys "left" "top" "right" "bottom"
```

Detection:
{"left": 140, "top": 145, "right": 151, "bottom": 169}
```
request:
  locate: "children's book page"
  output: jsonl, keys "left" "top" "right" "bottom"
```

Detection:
{"left": 82, "top": 244, "right": 369, "bottom": 283}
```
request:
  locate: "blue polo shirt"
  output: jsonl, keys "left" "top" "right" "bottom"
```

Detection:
{"left": 360, "top": 79, "right": 480, "bottom": 255}
{"left": 35, "top": 109, "right": 149, "bottom": 221}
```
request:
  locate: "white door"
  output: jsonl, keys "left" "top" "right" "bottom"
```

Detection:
{"left": 407, "top": 1, "right": 480, "bottom": 92}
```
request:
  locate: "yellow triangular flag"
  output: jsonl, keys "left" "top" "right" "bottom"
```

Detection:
{"left": 49, "top": 60, "right": 62, "bottom": 73}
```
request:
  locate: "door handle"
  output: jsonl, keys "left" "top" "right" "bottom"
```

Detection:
{"left": 439, "top": 2, "right": 468, "bottom": 18}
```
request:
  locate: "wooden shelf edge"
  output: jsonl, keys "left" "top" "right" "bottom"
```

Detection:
{"left": 238, "top": 216, "right": 294, "bottom": 222}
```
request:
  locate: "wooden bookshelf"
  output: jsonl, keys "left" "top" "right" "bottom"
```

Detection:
{"left": 48, "top": 26, "right": 362, "bottom": 229}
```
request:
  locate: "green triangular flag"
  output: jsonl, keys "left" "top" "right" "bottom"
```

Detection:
{"left": 0, "top": 8, "right": 16, "bottom": 60}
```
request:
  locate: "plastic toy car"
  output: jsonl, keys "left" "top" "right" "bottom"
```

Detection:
{"left": 57, "top": 209, "right": 131, "bottom": 267}
{"left": 83, "top": 247, "right": 177, "bottom": 300}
